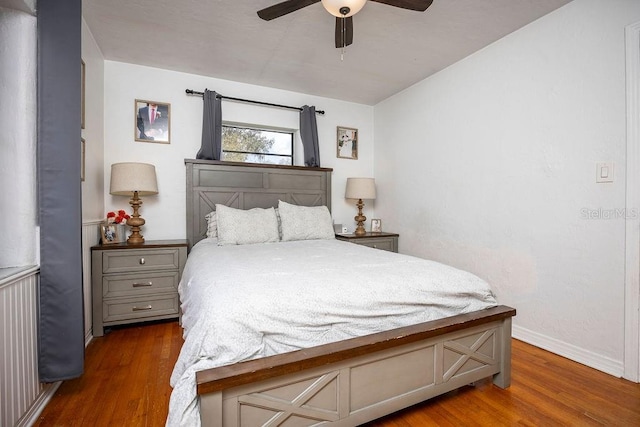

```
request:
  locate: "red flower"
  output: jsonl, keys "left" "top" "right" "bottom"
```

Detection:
{"left": 114, "top": 213, "right": 130, "bottom": 224}
{"left": 107, "top": 210, "right": 130, "bottom": 224}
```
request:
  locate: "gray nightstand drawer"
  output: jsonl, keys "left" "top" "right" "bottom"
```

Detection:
{"left": 102, "top": 294, "right": 180, "bottom": 322}
{"left": 102, "top": 248, "right": 181, "bottom": 274}
{"left": 335, "top": 232, "right": 399, "bottom": 253}
{"left": 102, "top": 271, "right": 179, "bottom": 298}
{"left": 357, "top": 238, "right": 395, "bottom": 252}
{"left": 92, "top": 240, "right": 188, "bottom": 336}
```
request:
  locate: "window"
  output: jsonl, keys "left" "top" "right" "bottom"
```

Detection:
{"left": 222, "top": 125, "right": 293, "bottom": 165}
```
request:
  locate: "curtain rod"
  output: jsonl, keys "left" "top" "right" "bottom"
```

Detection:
{"left": 185, "top": 89, "right": 325, "bottom": 115}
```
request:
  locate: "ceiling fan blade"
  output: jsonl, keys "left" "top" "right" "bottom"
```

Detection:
{"left": 335, "top": 16, "right": 353, "bottom": 48}
{"left": 257, "top": 0, "right": 321, "bottom": 21}
{"left": 370, "top": 0, "right": 433, "bottom": 12}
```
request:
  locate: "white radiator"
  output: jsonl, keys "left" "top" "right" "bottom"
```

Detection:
{"left": 0, "top": 221, "right": 100, "bottom": 426}
{"left": 0, "top": 268, "right": 42, "bottom": 427}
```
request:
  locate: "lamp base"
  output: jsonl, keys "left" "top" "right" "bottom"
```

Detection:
{"left": 127, "top": 232, "right": 145, "bottom": 245}
{"left": 126, "top": 191, "right": 146, "bottom": 245}
{"left": 354, "top": 225, "right": 366, "bottom": 236}
{"left": 354, "top": 198, "right": 367, "bottom": 236}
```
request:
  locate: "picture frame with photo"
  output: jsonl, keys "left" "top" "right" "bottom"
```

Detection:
{"left": 371, "top": 218, "right": 382, "bottom": 233}
{"left": 100, "top": 223, "right": 119, "bottom": 245}
{"left": 135, "top": 99, "right": 171, "bottom": 144}
{"left": 337, "top": 126, "right": 358, "bottom": 160}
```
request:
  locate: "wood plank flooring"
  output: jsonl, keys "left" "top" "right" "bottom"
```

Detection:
{"left": 33, "top": 320, "right": 183, "bottom": 427}
{"left": 34, "top": 320, "right": 640, "bottom": 426}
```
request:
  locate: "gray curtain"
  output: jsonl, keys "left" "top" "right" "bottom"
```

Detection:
{"left": 196, "top": 89, "right": 223, "bottom": 160}
{"left": 300, "top": 105, "right": 320, "bottom": 167}
{"left": 38, "top": 0, "right": 85, "bottom": 381}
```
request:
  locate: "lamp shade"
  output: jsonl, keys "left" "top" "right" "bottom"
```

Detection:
{"left": 109, "top": 162, "right": 158, "bottom": 196}
{"left": 345, "top": 177, "right": 376, "bottom": 200}
{"left": 321, "top": 0, "right": 367, "bottom": 17}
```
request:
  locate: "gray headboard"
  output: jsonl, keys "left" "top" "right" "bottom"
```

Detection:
{"left": 185, "top": 159, "right": 333, "bottom": 248}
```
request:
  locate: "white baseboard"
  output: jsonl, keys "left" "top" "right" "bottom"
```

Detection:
{"left": 513, "top": 325, "right": 623, "bottom": 378}
{"left": 18, "top": 381, "right": 61, "bottom": 427}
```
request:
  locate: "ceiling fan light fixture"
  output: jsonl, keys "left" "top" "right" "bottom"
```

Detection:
{"left": 321, "top": 0, "right": 367, "bottom": 18}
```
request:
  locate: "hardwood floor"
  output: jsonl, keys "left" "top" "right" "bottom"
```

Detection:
{"left": 34, "top": 320, "right": 640, "bottom": 426}
{"left": 33, "top": 320, "right": 183, "bottom": 427}
{"left": 366, "top": 342, "right": 640, "bottom": 427}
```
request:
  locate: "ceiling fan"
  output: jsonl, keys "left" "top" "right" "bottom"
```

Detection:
{"left": 257, "top": 0, "right": 434, "bottom": 49}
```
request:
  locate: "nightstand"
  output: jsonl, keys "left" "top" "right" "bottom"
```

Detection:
{"left": 335, "top": 232, "right": 399, "bottom": 253}
{"left": 91, "top": 239, "right": 188, "bottom": 337}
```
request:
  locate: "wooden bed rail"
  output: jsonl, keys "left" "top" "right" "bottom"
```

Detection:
{"left": 197, "top": 305, "right": 516, "bottom": 395}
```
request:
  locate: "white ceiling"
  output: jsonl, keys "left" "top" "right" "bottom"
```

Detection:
{"left": 82, "top": 0, "right": 572, "bottom": 105}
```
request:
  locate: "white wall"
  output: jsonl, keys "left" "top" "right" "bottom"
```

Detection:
{"left": 81, "top": 18, "right": 106, "bottom": 222}
{"left": 103, "top": 61, "right": 375, "bottom": 239}
{"left": 81, "top": 18, "right": 105, "bottom": 342}
{"left": 374, "top": 0, "right": 640, "bottom": 376}
{"left": 0, "top": 6, "right": 37, "bottom": 268}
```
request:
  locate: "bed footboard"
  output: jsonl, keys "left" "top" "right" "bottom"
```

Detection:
{"left": 197, "top": 305, "right": 515, "bottom": 427}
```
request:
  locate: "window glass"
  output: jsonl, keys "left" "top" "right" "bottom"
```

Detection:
{"left": 222, "top": 125, "right": 293, "bottom": 165}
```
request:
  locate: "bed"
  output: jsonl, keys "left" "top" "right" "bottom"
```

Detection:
{"left": 170, "top": 159, "right": 516, "bottom": 427}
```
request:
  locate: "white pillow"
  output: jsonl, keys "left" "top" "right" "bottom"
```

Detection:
{"left": 215, "top": 204, "right": 280, "bottom": 246}
{"left": 209, "top": 208, "right": 282, "bottom": 239}
{"left": 278, "top": 200, "right": 335, "bottom": 242}
{"left": 205, "top": 211, "right": 217, "bottom": 238}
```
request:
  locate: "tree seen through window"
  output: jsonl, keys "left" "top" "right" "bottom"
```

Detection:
{"left": 222, "top": 126, "right": 293, "bottom": 165}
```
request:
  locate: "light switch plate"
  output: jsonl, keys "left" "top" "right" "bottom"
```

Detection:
{"left": 596, "top": 162, "right": 614, "bottom": 183}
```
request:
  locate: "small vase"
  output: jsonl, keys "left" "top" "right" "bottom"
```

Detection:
{"left": 114, "top": 224, "right": 127, "bottom": 243}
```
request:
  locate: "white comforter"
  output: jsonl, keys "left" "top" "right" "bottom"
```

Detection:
{"left": 167, "top": 238, "right": 497, "bottom": 426}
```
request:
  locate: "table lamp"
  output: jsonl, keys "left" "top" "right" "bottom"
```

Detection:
{"left": 345, "top": 177, "right": 376, "bottom": 236}
{"left": 109, "top": 162, "right": 158, "bottom": 244}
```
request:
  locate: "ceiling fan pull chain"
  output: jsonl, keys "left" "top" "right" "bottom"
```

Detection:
{"left": 340, "top": 8, "right": 349, "bottom": 61}
{"left": 341, "top": 17, "right": 345, "bottom": 60}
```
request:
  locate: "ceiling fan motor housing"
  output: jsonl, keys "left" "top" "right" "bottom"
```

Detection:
{"left": 321, "top": 0, "right": 367, "bottom": 18}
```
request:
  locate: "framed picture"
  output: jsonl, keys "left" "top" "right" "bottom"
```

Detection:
{"left": 135, "top": 99, "right": 171, "bottom": 144}
{"left": 81, "top": 137, "right": 85, "bottom": 182}
{"left": 81, "top": 60, "right": 85, "bottom": 129}
{"left": 371, "top": 218, "right": 382, "bottom": 233}
{"left": 337, "top": 126, "right": 358, "bottom": 160}
{"left": 100, "top": 224, "right": 119, "bottom": 245}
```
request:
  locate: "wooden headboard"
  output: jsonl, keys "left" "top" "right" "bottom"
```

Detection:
{"left": 185, "top": 159, "right": 333, "bottom": 248}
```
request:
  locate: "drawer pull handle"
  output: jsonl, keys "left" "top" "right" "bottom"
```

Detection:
{"left": 132, "top": 305, "right": 152, "bottom": 312}
{"left": 139, "top": 257, "right": 145, "bottom": 265}
{"left": 132, "top": 282, "right": 153, "bottom": 288}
